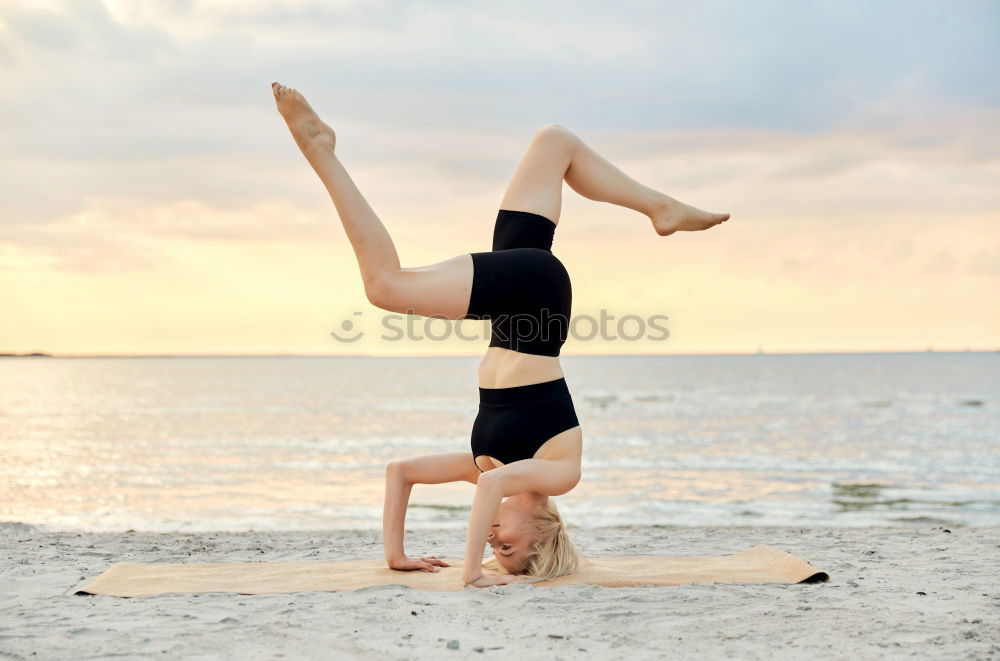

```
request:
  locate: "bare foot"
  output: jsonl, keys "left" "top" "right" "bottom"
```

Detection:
{"left": 649, "top": 194, "right": 730, "bottom": 237}
{"left": 271, "top": 82, "right": 336, "bottom": 154}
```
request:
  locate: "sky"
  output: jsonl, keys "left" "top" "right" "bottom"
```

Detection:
{"left": 0, "top": 0, "right": 997, "bottom": 355}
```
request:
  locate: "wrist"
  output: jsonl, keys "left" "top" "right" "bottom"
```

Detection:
{"left": 463, "top": 573, "right": 484, "bottom": 585}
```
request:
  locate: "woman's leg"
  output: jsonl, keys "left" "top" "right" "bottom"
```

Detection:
{"left": 500, "top": 124, "right": 730, "bottom": 236}
{"left": 273, "top": 82, "right": 472, "bottom": 319}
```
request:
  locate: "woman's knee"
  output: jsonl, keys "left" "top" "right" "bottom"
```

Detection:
{"left": 533, "top": 123, "right": 577, "bottom": 152}
{"left": 363, "top": 272, "right": 402, "bottom": 311}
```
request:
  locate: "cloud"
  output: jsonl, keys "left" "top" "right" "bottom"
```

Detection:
{"left": 0, "top": 0, "right": 997, "bottom": 353}
{"left": 2, "top": 1, "right": 997, "bottom": 140}
{"left": 2, "top": 110, "right": 999, "bottom": 275}
{"left": 0, "top": 197, "right": 336, "bottom": 272}
{"left": 967, "top": 243, "right": 1000, "bottom": 276}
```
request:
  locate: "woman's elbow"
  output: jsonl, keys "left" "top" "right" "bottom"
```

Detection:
{"left": 386, "top": 460, "right": 407, "bottom": 480}
{"left": 475, "top": 468, "right": 505, "bottom": 494}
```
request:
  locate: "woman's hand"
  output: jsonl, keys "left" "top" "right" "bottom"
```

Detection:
{"left": 464, "top": 573, "right": 529, "bottom": 588}
{"left": 387, "top": 554, "right": 450, "bottom": 572}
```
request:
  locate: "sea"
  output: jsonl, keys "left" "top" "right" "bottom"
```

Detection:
{"left": 1, "top": 353, "right": 997, "bottom": 533}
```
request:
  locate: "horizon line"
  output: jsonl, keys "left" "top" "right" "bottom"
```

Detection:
{"left": 2, "top": 348, "right": 998, "bottom": 359}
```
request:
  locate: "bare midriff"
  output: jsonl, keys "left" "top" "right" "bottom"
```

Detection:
{"left": 476, "top": 346, "right": 564, "bottom": 389}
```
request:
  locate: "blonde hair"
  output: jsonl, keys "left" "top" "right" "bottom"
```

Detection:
{"left": 494, "top": 498, "right": 589, "bottom": 581}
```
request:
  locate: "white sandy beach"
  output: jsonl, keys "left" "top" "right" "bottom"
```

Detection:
{"left": 1, "top": 523, "right": 997, "bottom": 659}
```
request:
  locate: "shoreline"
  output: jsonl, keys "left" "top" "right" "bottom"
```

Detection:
{"left": 5, "top": 514, "right": 992, "bottom": 536}
{"left": 3, "top": 523, "right": 997, "bottom": 659}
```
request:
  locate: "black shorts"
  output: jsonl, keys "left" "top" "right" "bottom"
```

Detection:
{"left": 465, "top": 248, "right": 571, "bottom": 357}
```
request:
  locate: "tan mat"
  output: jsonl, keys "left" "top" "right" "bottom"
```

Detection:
{"left": 75, "top": 544, "right": 828, "bottom": 597}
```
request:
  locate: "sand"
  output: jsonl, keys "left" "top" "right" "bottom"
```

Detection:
{"left": 1, "top": 523, "right": 997, "bottom": 659}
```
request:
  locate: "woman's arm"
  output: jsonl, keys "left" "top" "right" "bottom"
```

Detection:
{"left": 462, "top": 471, "right": 505, "bottom": 584}
{"left": 461, "top": 458, "right": 581, "bottom": 585}
{"left": 383, "top": 452, "right": 480, "bottom": 567}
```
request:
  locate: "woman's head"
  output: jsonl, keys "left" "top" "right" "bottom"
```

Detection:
{"left": 486, "top": 492, "right": 585, "bottom": 580}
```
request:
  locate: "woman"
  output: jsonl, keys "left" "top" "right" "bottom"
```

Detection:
{"left": 271, "top": 82, "right": 730, "bottom": 588}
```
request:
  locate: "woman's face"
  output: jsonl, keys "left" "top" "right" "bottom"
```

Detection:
{"left": 487, "top": 498, "right": 535, "bottom": 574}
